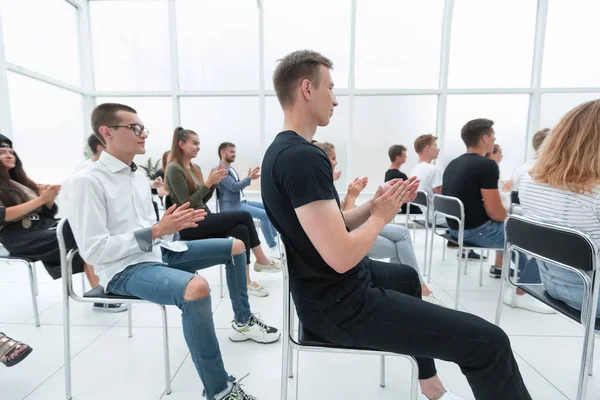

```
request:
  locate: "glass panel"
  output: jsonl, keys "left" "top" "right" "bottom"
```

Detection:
{"left": 90, "top": 1, "right": 170, "bottom": 90}
{"left": 355, "top": 0, "right": 444, "bottom": 89}
{"left": 542, "top": 0, "right": 600, "bottom": 87}
{"left": 265, "top": 96, "right": 349, "bottom": 193}
{"left": 540, "top": 93, "right": 600, "bottom": 130}
{"left": 176, "top": 0, "right": 258, "bottom": 90}
{"left": 180, "top": 97, "right": 261, "bottom": 190}
{"left": 264, "top": 0, "right": 351, "bottom": 90}
{"left": 0, "top": 0, "right": 80, "bottom": 85}
{"left": 7, "top": 73, "right": 84, "bottom": 184}
{"left": 444, "top": 94, "right": 530, "bottom": 179}
{"left": 95, "top": 97, "right": 173, "bottom": 172}
{"left": 351, "top": 96, "right": 438, "bottom": 193}
{"left": 448, "top": 0, "right": 536, "bottom": 88}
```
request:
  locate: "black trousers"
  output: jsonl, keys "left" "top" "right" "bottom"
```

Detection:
{"left": 179, "top": 211, "right": 260, "bottom": 262}
{"left": 301, "top": 259, "right": 531, "bottom": 400}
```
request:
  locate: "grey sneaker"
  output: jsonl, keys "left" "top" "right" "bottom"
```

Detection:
{"left": 220, "top": 374, "right": 256, "bottom": 400}
{"left": 253, "top": 259, "right": 282, "bottom": 273}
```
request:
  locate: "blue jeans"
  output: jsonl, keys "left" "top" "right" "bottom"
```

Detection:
{"left": 450, "top": 220, "right": 504, "bottom": 253}
{"left": 106, "top": 238, "right": 250, "bottom": 399}
{"left": 538, "top": 260, "right": 600, "bottom": 318}
{"left": 239, "top": 200, "right": 278, "bottom": 248}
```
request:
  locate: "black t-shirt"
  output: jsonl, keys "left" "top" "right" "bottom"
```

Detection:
{"left": 442, "top": 153, "right": 499, "bottom": 230}
{"left": 261, "top": 131, "right": 369, "bottom": 317}
{"left": 384, "top": 169, "right": 421, "bottom": 215}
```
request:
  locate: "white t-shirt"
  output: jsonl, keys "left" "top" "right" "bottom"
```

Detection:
{"left": 409, "top": 162, "right": 445, "bottom": 225}
{"left": 511, "top": 159, "right": 536, "bottom": 191}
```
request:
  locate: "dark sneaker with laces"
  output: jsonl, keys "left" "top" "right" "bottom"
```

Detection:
{"left": 489, "top": 266, "right": 502, "bottom": 278}
{"left": 230, "top": 313, "right": 280, "bottom": 344}
{"left": 459, "top": 250, "right": 487, "bottom": 260}
{"left": 93, "top": 303, "right": 128, "bottom": 313}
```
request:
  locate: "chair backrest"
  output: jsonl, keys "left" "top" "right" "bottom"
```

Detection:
{"left": 432, "top": 194, "right": 464, "bottom": 226}
{"left": 56, "top": 219, "right": 79, "bottom": 295}
{"left": 409, "top": 190, "right": 428, "bottom": 208}
{"left": 505, "top": 215, "right": 597, "bottom": 273}
{"left": 214, "top": 189, "right": 220, "bottom": 213}
{"left": 511, "top": 191, "right": 520, "bottom": 205}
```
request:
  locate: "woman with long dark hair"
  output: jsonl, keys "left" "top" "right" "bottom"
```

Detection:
{"left": 165, "top": 127, "right": 281, "bottom": 297}
{"left": 0, "top": 133, "right": 125, "bottom": 312}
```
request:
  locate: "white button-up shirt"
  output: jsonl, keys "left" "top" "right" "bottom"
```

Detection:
{"left": 65, "top": 151, "right": 186, "bottom": 290}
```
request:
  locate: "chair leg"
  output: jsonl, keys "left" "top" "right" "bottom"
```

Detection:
{"left": 588, "top": 336, "right": 595, "bottom": 376}
{"left": 379, "top": 355, "right": 385, "bottom": 388}
{"left": 442, "top": 239, "right": 446, "bottom": 261}
{"left": 409, "top": 356, "right": 419, "bottom": 400}
{"left": 280, "top": 341, "right": 290, "bottom": 400}
{"left": 454, "top": 248, "right": 463, "bottom": 310}
{"left": 288, "top": 347, "right": 294, "bottom": 378}
{"left": 427, "top": 231, "right": 435, "bottom": 284}
{"left": 27, "top": 262, "right": 40, "bottom": 327}
{"left": 294, "top": 351, "right": 300, "bottom": 400}
{"left": 219, "top": 264, "right": 224, "bottom": 299}
{"left": 31, "top": 261, "right": 39, "bottom": 296}
{"left": 81, "top": 271, "right": 86, "bottom": 294}
{"left": 422, "top": 225, "right": 429, "bottom": 277}
{"left": 479, "top": 250, "right": 484, "bottom": 287}
{"left": 63, "top": 297, "right": 72, "bottom": 400}
{"left": 160, "top": 305, "right": 172, "bottom": 395}
{"left": 128, "top": 305, "right": 133, "bottom": 338}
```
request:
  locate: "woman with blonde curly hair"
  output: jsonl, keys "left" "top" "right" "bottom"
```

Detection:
{"left": 520, "top": 99, "right": 600, "bottom": 316}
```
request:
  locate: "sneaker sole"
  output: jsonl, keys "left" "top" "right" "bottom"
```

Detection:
{"left": 229, "top": 330, "right": 281, "bottom": 344}
{"left": 93, "top": 306, "right": 129, "bottom": 313}
{"left": 253, "top": 267, "right": 281, "bottom": 273}
{"left": 489, "top": 273, "right": 501, "bottom": 279}
{"left": 248, "top": 290, "right": 269, "bottom": 297}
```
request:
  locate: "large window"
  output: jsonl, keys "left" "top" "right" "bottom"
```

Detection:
{"left": 176, "top": 0, "right": 259, "bottom": 91}
{"left": 542, "top": 0, "right": 600, "bottom": 87}
{"left": 90, "top": 1, "right": 170, "bottom": 91}
{"left": 352, "top": 96, "right": 438, "bottom": 192}
{"left": 8, "top": 73, "right": 84, "bottom": 184}
{"left": 444, "top": 95, "right": 530, "bottom": 179}
{"left": 263, "top": 0, "right": 351, "bottom": 90}
{"left": 0, "top": 0, "right": 80, "bottom": 85}
{"left": 355, "top": 0, "right": 444, "bottom": 89}
{"left": 180, "top": 97, "right": 261, "bottom": 189}
{"left": 448, "top": 0, "right": 537, "bottom": 88}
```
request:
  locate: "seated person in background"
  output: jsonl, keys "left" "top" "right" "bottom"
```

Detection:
{"left": 217, "top": 142, "right": 280, "bottom": 257}
{"left": 485, "top": 144, "right": 511, "bottom": 210}
{"left": 165, "top": 127, "right": 281, "bottom": 297}
{"left": 67, "top": 103, "right": 276, "bottom": 400}
{"left": 410, "top": 134, "right": 446, "bottom": 226}
{"left": 262, "top": 49, "right": 533, "bottom": 400}
{"left": 152, "top": 150, "right": 170, "bottom": 199}
{"left": 512, "top": 128, "right": 550, "bottom": 192}
{"left": 442, "top": 120, "right": 552, "bottom": 313}
{"left": 315, "top": 141, "right": 441, "bottom": 304}
{"left": 0, "top": 134, "right": 124, "bottom": 312}
{"left": 79, "top": 133, "right": 105, "bottom": 170}
{"left": 385, "top": 144, "right": 421, "bottom": 215}
{"left": 521, "top": 100, "right": 600, "bottom": 318}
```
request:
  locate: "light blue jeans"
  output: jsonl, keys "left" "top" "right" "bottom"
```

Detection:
{"left": 239, "top": 200, "right": 279, "bottom": 248}
{"left": 106, "top": 238, "right": 249, "bottom": 400}
{"left": 367, "top": 224, "right": 424, "bottom": 283}
{"left": 538, "top": 260, "right": 600, "bottom": 318}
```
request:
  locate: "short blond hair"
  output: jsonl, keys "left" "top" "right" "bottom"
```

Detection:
{"left": 530, "top": 100, "right": 600, "bottom": 193}
{"left": 313, "top": 141, "right": 335, "bottom": 157}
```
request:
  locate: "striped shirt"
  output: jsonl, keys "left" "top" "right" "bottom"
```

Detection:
{"left": 520, "top": 173, "right": 600, "bottom": 247}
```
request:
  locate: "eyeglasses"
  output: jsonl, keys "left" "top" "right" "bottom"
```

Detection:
{"left": 108, "top": 124, "right": 149, "bottom": 137}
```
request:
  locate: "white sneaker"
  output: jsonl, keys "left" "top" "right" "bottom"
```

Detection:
{"left": 230, "top": 314, "right": 281, "bottom": 344}
{"left": 422, "top": 293, "right": 446, "bottom": 307}
{"left": 503, "top": 288, "right": 556, "bottom": 314}
{"left": 247, "top": 281, "right": 269, "bottom": 297}
{"left": 421, "top": 391, "right": 464, "bottom": 400}
{"left": 253, "top": 259, "right": 282, "bottom": 273}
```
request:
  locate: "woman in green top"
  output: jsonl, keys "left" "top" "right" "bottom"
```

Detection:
{"left": 165, "top": 127, "right": 281, "bottom": 297}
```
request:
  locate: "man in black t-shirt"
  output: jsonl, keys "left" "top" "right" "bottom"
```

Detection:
{"left": 385, "top": 144, "right": 421, "bottom": 215}
{"left": 442, "top": 119, "right": 508, "bottom": 278}
{"left": 262, "top": 50, "right": 531, "bottom": 400}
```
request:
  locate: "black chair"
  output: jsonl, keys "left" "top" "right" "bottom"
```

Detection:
{"left": 279, "top": 242, "right": 419, "bottom": 399}
{"left": 495, "top": 215, "right": 599, "bottom": 400}
{"left": 430, "top": 195, "right": 504, "bottom": 309}
{"left": 0, "top": 249, "right": 40, "bottom": 326}
{"left": 56, "top": 219, "right": 172, "bottom": 399}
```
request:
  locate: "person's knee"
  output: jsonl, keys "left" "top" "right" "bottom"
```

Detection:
{"left": 483, "top": 322, "right": 511, "bottom": 355}
{"left": 232, "top": 238, "right": 246, "bottom": 255}
{"left": 184, "top": 276, "right": 210, "bottom": 300}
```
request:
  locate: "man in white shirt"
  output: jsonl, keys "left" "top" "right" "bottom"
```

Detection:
{"left": 410, "top": 134, "right": 445, "bottom": 226}
{"left": 66, "top": 103, "right": 275, "bottom": 400}
{"left": 511, "top": 128, "right": 550, "bottom": 191}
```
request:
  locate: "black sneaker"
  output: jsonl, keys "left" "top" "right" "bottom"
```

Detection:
{"left": 93, "top": 303, "right": 128, "bottom": 313}
{"left": 489, "top": 266, "right": 502, "bottom": 278}
{"left": 459, "top": 250, "right": 487, "bottom": 260}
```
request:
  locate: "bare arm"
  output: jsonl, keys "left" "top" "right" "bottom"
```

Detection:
{"left": 3, "top": 198, "right": 45, "bottom": 223}
{"left": 296, "top": 199, "right": 386, "bottom": 273}
{"left": 342, "top": 200, "right": 373, "bottom": 231}
{"left": 481, "top": 188, "right": 507, "bottom": 222}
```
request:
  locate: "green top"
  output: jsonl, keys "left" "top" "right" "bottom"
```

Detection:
{"left": 165, "top": 162, "right": 214, "bottom": 210}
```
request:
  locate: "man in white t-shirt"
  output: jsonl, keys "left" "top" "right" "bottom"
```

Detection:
{"left": 410, "top": 134, "right": 446, "bottom": 226}
{"left": 511, "top": 128, "right": 550, "bottom": 191}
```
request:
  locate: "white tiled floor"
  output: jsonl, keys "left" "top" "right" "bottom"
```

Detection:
{"left": 1, "top": 227, "right": 598, "bottom": 400}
